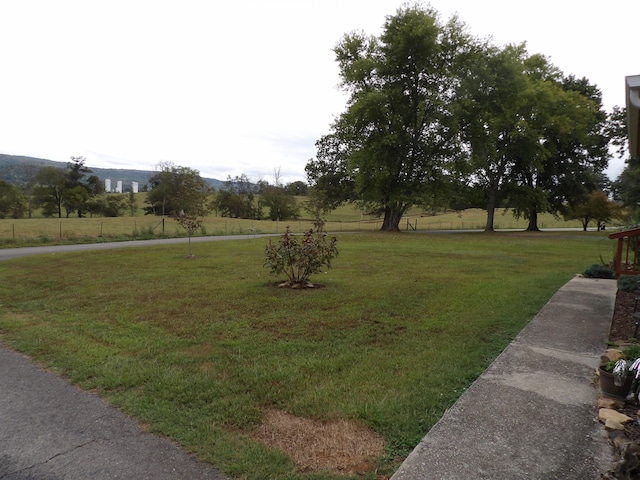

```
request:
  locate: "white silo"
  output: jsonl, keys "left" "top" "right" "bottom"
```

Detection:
{"left": 131, "top": 181, "right": 139, "bottom": 193}
{"left": 105, "top": 178, "right": 112, "bottom": 192}
{"left": 116, "top": 181, "right": 123, "bottom": 193}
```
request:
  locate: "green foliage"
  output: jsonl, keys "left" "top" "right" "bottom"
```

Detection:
{"left": 145, "top": 162, "right": 207, "bottom": 216}
{"left": 31, "top": 157, "right": 99, "bottom": 219}
{"left": 565, "top": 191, "right": 621, "bottom": 231}
{"left": 264, "top": 226, "right": 338, "bottom": 286}
{"left": 160, "top": 165, "right": 213, "bottom": 256}
{"left": 285, "top": 181, "right": 308, "bottom": 196}
{"left": 33, "top": 166, "right": 66, "bottom": 218}
{"left": 623, "top": 344, "right": 640, "bottom": 362}
{"left": 613, "top": 156, "right": 640, "bottom": 218}
{"left": 86, "top": 195, "right": 129, "bottom": 217}
{"left": 212, "top": 174, "right": 262, "bottom": 219}
{"left": 260, "top": 185, "right": 300, "bottom": 221}
{"left": 618, "top": 275, "right": 640, "bottom": 293}
{"left": 0, "top": 180, "right": 27, "bottom": 218}
{"left": 308, "top": 5, "right": 469, "bottom": 231}
{"left": 309, "top": 4, "right": 611, "bottom": 233}
{"left": 582, "top": 263, "right": 615, "bottom": 279}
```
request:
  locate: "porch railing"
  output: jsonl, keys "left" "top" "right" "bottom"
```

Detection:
{"left": 609, "top": 227, "right": 640, "bottom": 277}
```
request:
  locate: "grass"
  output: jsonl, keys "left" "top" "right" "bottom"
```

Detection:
{"left": 0, "top": 197, "right": 595, "bottom": 246}
{"left": 0, "top": 230, "right": 615, "bottom": 479}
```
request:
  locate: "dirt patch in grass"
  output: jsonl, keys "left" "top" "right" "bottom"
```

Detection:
{"left": 252, "top": 409, "right": 385, "bottom": 476}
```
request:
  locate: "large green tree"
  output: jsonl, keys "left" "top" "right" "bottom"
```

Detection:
{"left": 610, "top": 106, "right": 640, "bottom": 219}
{"left": 0, "top": 180, "right": 26, "bottom": 219}
{"left": 260, "top": 185, "right": 300, "bottom": 221}
{"left": 62, "top": 157, "right": 101, "bottom": 217}
{"left": 33, "top": 166, "right": 67, "bottom": 218}
{"left": 459, "top": 44, "right": 609, "bottom": 231}
{"left": 457, "top": 43, "right": 533, "bottom": 230}
{"left": 613, "top": 156, "right": 640, "bottom": 219}
{"left": 144, "top": 163, "right": 211, "bottom": 218}
{"left": 212, "top": 174, "right": 262, "bottom": 219}
{"left": 168, "top": 167, "right": 213, "bottom": 256}
{"left": 307, "top": 5, "right": 469, "bottom": 231}
{"left": 508, "top": 72, "right": 610, "bottom": 231}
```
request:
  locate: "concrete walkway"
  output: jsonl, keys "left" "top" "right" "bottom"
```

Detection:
{"left": 392, "top": 276, "right": 617, "bottom": 479}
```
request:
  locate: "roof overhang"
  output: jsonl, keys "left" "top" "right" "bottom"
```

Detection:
{"left": 627, "top": 75, "right": 640, "bottom": 158}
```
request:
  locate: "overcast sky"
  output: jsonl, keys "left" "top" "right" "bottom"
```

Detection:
{"left": 0, "top": 0, "right": 637, "bottom": 183}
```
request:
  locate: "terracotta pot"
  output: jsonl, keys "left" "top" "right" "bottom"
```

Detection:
{"left": 599, "top": 365, "right": 634, "bottom": 400}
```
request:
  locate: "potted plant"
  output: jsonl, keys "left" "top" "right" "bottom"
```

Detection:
{"left": 600, "top": 345, "right": 640, "bottom": 400}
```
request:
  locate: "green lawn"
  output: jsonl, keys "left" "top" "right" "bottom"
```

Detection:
{"left": 0, "top": 231, "right": 614, "bottom": 479}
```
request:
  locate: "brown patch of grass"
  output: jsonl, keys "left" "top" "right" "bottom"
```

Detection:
{"left": 252, "top": 409, "right": 385, "bottom": 476}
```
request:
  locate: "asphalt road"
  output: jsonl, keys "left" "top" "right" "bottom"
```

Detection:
{"left": 0, "top": 234, "right": 277, "bottom": 261}
{"left": 0, "top": 344, "right": 228, "bottom": 480}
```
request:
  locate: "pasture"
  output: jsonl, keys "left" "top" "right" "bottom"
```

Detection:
{"left": 0, "top": 202, "right": 590, "bottom": 246}
{"left": 0, "top": 230, "right": 613, "bottom": 479}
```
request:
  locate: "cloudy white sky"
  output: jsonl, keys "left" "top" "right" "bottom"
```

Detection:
{"left": 0, "top": 0, "right": 637, "bottom": 183}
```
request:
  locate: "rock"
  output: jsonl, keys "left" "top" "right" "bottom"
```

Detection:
{"left": 604, "top": 349, "right": 625, "bottom": 362}
{"left": 599, "top": 408, "right": 634, "bottom": 424}
{"left": 605, "top": 418, "right": 626, "bottom": 431}
{"left": 599, "top": 397, "right": 622, "bottom": 409}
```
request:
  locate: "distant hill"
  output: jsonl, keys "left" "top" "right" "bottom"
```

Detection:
{"left": 0, "top": 154, "right": 223, "bottom": 190}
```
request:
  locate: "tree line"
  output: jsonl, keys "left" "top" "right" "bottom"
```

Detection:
{"left": 0, "top": 158, "right": 309, "bottom": 224}
{"left": 0, "top": 157, "right": 137, "bottom": 219}
{"left": 305, "top": 4, "right": 630, "bottom": 232}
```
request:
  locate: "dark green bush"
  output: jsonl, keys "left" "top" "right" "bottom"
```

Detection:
{"left": 618, "top": 275, "right": 640, "bottom": 293}
{"left": 583, "top": 264, "right": 615, "bottom": 279}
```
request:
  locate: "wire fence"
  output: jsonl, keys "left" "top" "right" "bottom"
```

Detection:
{"left": 0, "top": 216, "right": 384, "bottom": 243}
{"left": 0, "top": 213, "right": 589, "bottom": 244}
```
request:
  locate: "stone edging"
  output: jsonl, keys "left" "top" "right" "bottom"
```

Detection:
{"left": 598, "top": 349, "right": 640, "bottom": 479}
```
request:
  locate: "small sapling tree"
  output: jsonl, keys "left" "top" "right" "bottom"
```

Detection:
{"left": 166, "top": 166, "right": 212, "bottom": 257}
{"left": 264, "top": 226, "right": 338, "bottom": 288}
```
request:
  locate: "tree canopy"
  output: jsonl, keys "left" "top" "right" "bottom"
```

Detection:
{"left": 306, "top": 4, "right": 616, "bottom": 232}
{"left": 144, "top": 163, "right": 211, "bottom": 217}
{"left": 307, "top": 5, "right": 469, "bottom": 231}
{"left": 32, "top": 157, "right": 100, "bottom": 218}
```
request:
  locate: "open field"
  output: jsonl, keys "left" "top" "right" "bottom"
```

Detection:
{"left": 0, "top": 230, "right": 614, "bottom": 479}
{"left": 0, "top": 203, "right": 593, "bottom": 246}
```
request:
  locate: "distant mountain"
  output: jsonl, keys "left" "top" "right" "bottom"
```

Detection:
{"left": 0, "top": 154, "right": 224, "bottom": 190}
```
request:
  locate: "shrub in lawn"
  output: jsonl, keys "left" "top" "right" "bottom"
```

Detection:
{"left": 618, "top": 275, "right": 640, "bottom": 293}
{"left": 264, "top": 225, "right": 338, "bottom": 288}
{"left": 583, "top": 264, "right": 615, "bottom": 279}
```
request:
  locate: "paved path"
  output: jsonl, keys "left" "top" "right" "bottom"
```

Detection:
{"left": 0, "top": 234, "right": 276, "bottom": 261}
{"left": 392, "top": 276, "right": 616, "bottom": 479}
{"left": 0, "top": 346, "right": 227, "bottom": 479}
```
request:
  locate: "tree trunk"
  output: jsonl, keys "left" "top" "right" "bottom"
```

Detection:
{"left": 380, "top": 207, "right": 403, "bottom": 231}
{"left": 526, "top": 209, "right": 540, "bottom": 231}
{"left": 581, "top": 219, "right": 588, "bottom": 231}
{"left": 484, "top": 187, "right": 498, "bottom": 231}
